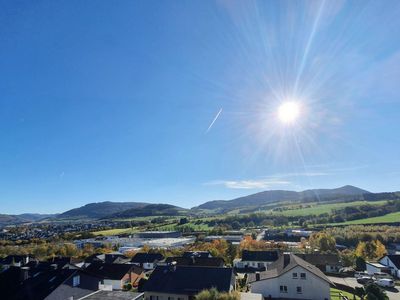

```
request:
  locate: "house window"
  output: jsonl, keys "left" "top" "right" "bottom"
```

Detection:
{"left": 292, "top": 272, "right": 298, "bottom": 278}
{"left": 297, "top": 286, "right": 302, "bottom": 294}
{"left": 72, "top": 275, "right": 80, "bottom": 287}
{"left": 280, "top": 285, "right": 288, "bottom": 293}
{"left": 300, "top": 273, "right": 306, "bottom": 279}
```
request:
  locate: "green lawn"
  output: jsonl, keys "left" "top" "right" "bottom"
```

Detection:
{"left": 331, "top": 211, "right": 400, "bottom": 225}
{"left": 330, "top": 288, "right": 360, "bottom": 300}
{"left": 272, "top": 200, "right": 387, "bottom": 217}
{"left": 92, "top": 227, "right": 137, "bottom": 236}
{"left": 156, "top": 222, "right": 213, "bottom": 231}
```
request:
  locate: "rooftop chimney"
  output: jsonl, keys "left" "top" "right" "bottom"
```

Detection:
{"left": 20, "top": 267, "right": 30, "bottom": 281}
{"left": 169, "top": 261, "right": 177, "bottom": 272}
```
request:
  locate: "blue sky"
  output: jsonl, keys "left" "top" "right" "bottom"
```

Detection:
{"left": 1, "top": 1, "right": 400, "bottom": 214}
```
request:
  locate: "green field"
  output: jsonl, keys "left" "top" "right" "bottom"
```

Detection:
{"left": 156, "top": 222, "right": 213, "bottom": 231}
{"left": 272, "top": 200, "right": 387, "bottom": 217}
{"left": 332, "top": 211, "right": 400, "bottom": 225}
{"left": 92, "top": 227, "right": 137, "bottom": 236}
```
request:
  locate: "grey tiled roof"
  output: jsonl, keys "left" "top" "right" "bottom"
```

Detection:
{"left": 143, "top": 265, "right": 233, "bottom": 295}
{"left": 247, "top": 253, "right": 332, "bottom": 284}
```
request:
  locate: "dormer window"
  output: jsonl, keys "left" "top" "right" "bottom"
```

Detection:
{"left": 72, "top": 275, "right": 80, "bottom": 287}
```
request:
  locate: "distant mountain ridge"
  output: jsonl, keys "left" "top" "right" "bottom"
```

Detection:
{"left": 194, "top": 185, "right": 370, "bottom": 212}
{"left": 58, "top": 201, "right": 149, "bottom": 219}
{"left": 106, "top": 204, "right": 188, "bottom": 219}
{"left": 0, "top": 213, "right": 56, "bottom": 226}
{"left": 0, "top": 185, "right": 375, "bottom": 224}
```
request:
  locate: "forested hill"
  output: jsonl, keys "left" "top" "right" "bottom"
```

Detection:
{"left": 194, "top": 185, "right": 370, "bottom": 212}
{"left": 58, "top": 201, "right": 149, "bottom": 219}
{"left": 105, "top": 204, "right": 188, "bottom": 219}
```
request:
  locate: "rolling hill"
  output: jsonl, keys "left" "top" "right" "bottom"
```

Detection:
{"left": 0, "top": 185, "right": 375, "bottom": 224}
{"left": 58, "top": 201, "right": 149, "bottom": 219}
{"left": 105, "top": 204, "right": 188, "bottom": 219}
{"left": 0, "top": 213, "right": 56, "bottom": 226}
{"left": 194, "top": 185, "right": 370, "bottom": 212}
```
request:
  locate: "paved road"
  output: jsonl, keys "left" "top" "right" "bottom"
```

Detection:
{"left": 328, "top": 276, "right": 400, "bottom": 300}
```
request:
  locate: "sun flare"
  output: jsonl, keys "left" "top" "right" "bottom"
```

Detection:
{"left": 278, "top": 101, "right": 301, "bottom": 124}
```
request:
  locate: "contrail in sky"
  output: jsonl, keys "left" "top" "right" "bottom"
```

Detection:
{"left": 206, "top": 108, "right": 223, "bottom": 133}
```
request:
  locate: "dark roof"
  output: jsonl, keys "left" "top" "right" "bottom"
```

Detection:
{"left": 143, "top": 266, "right": 233, "bottom": 295}
{"left": 386, "top": 255, "right": 400, "bottom": 269}
{"left": 84, "top": 253, "right": 105, "bottom": 263}
{"left": 182, "top": 251, "right": 212, "bottom": 258}
{"left": 0, "top": 261, "right": 102, "bottom": 300}
{"left": 47, "top": 256, "right": 83, "bottom": 265}
{"left": 241, "top": 250, "right": 279, "bottom": 262}
{"left": 0, "top": 255, "right": 32, "bottom": 265}
{"left": 85, "top": 263, "right": 142, "bottom": 280}
{"left": 247, "top": 253, "right": 332, "bottom": 284}
{"left": 296, "top": 253, "right": 342, "bottom": 266}
{"left": 165, "top": 256, "right": 224, "bottom": 267}
{"left": 0, "top": 267, "right": 77, "bottom": 300}
{"left": 81, "top": 290, "right": 143, "bottom": 300}
{"left": 131, "top": 253, "right": 164, "bottom": 264}
{"left": 105, "top": 253, "right": 129, "bottom": 264}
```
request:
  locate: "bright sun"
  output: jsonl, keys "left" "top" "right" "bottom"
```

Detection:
{"left": 278, "top": 101, "right": 301, "bottom": 124}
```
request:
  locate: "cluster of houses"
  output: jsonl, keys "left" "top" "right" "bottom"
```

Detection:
{"left": 0, "top": 221, "right": 123, "bottom": 241}
{"left": 1, "top": 227, "right": 399, "bottom": 300}
{"left": 0, "top": 248, "right": 351, "bottom": 300}
{"left": 365, "top": 254, "right": 400, "bottom": 278}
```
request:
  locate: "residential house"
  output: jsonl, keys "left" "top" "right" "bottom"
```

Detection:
{"left": 47, "top": 256, "right": 85, "bottom": 268}
{"left": 104, "top": 253, "right": 130, "bottom": 264}
{"left": 379, "top": 255, "right": 400, "bottom": 278}
{"left": 164, "top": 256, "right": 224, "bottom": 267}
{"left": 296, "top": 253, "right": 342, "bottom": 273}
{"left": 0, "top": 255, "right": 35, "bottom": 270}
{"left": 248, "top": 253, "right": 333, "bottom": 300}
{"left": 85, "top": 262, "right": 144, "bottom": 290}
{"left": 142, "top": 265, "right": 235, "bottom": 300}
{"left": 131, "top": 253, "right": 164, "bottom": 270}
{"left": 234, "top": 250, "right": 280, "bottom": 272}
{"left": 0, "top": 264, "right": 101, "bottom": 300}
{"left": 182, "top": 251, "right": 212, "bottom": 258}
{"left": 365, "top": 261, "right": 391, "bottom": 276}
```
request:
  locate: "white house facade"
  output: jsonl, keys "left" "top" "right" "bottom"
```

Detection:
{"left": 234, "top": 250, "right": 279, "bottom": 271}
{"left": 248, "top": 254, "right": 332, "bottom": 300}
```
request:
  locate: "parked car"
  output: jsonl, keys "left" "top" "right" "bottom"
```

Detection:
{"left": 373, "top": 272, "right": 392, "bottom": 280}
{"left": 375, "top": 278, "right": 395, "bottom": 288}
{"left": 355, "top": 271, "right": 368, "bottom": 279}
{"left": 357, "top": 276, "right": 373, "bottom": 285}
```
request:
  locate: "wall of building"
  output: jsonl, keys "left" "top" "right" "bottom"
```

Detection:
{"left": 379, "top": 256, "right": 400, "bottom": 278}
{"left": 366, "top": 263, "right": 385, "bottom": 275}
{"left": 250, "top": 265, "right": 330, "bottom": 300}
{"left": 234, "top": 260, "right": 273, "bottom": 269}
{"left": 104, "top": 279, "right": 123, "bottom": 290}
